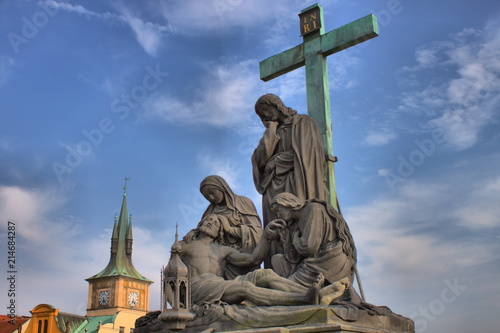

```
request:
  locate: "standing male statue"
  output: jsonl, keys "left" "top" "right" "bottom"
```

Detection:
{"left": 252, "top": 93, "right": 329, "bottom": 266}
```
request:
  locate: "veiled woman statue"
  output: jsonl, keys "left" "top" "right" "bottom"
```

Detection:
{"left": 197, "top": 175, "right": 263, "bottom": 279}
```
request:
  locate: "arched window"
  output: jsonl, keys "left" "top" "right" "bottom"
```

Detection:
{"left": 179, "top": 281, "right": 187, "bottom": 309}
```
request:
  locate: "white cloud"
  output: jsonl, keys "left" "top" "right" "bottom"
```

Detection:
{"left": 453, "top": 176, "right": 500, "bottom": 229}
{"left": 361, "top": 151, "right": 500, "bottom": 315}
{"left": 0, "top": 184, "right": 171, "bottom": 314}
{"left": 143, "top": 60, "right": 260, "bottom": 128}
{"left": 267, "top": 68, "right": 307, "bottom": 105}
{"left": 364, "top": 130, "right": 396, "bottom": 146}
{"left": 377, "top": 168, "right": 391, "bottom": 177}
{"left": 46, "top": 1, "right": 171, "bottom": 57}
{"left": 117, "top": 7, "right": 171, "bottom": 57}
{"left": 329, "top": 53, "right": 362, "bottom": 91}
{"left": 347, "top": 168, "right": 500, "bottom": 325}
{"left": 415, "top": 48, "right": 439, "bottom": 67}
{"left": 0, "top": 186, "right": 81, "bottom": 264}
{"left": 399, "top": 20, "right": 500, "bottom": 151}
{"left": 196, "top": 152, "right": 246, "bottom": 191}
{"left": 158, "top": 0, "right": 297, "bottom": 36}
{"left": 45, "top": 0, "right": 121, "bottom": 22}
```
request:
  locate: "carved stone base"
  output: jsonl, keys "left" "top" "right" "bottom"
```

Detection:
{"left": 136, "top": 304, "right": 414, "bottom": 333}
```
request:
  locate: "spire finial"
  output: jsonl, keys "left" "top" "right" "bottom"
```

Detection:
{"left": 171, "top": 223, "right": 182, "bottom": 253}
{"left": 124, "top": 177, "right": 131, "bottom": 196}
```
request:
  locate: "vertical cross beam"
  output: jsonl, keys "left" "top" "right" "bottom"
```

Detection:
{"left": 259, "top": 4, "right": 379, "bottom": 211}
{"left": 301, "top": 5, "right": 337, "bottom": 209}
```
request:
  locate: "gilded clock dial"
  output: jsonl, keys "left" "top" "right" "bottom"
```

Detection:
{"left": 98, "top": 290, "right": 110, "bottom": 306}
{"left": 128, "top": 291, "right": 139, "bottom": 306}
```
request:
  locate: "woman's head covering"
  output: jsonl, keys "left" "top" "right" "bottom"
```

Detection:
{"left": 200, "top": 175, "right": 259, "bottom": 218}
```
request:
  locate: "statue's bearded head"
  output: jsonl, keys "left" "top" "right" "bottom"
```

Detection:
{"left": 198, "top": 215, "right": 220, "bottom": 237}
{"left": 255, "top": 93, "right": 297, "bottom": 123}
{"left": 197, "top": 214, "right": 226, "bottom": 243}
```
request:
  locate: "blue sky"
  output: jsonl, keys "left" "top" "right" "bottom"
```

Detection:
{"left": 0, "top": 0, "right": 499, "bottom": 332}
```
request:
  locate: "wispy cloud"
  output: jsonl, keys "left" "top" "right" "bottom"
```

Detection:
{"left": 143, "top": 59, "right": 260, "bottom": 129}
{"left": 453, "top": 176, "right": 500, "bottom": 229}
{"left": 116, "top": 6, "right": 171, "bottom": 57}
{"left": 348, "top": 154, "right": 500, "bottom": 325}
{"left": 45, "top": 1, "right": 171, "bottom": 56}
{"left": 0, "top": 185, "right": 75, "bottom": 262}
{"left": 363, "top": 130, "right": 397, "bottom": 146}
{"left": 0, "top": 184, "right": 169, "bottom": 314}
{"left": 45, "top": 0, "right": 121, "bottom": 22}
{"left": 195, "top": 152, "right": 246, "bottom": 191}
{"left": 158, "top": 0, "right": 297, "bottom": 36}
{"left": 399, "top": 19, "right": 500, "bottom": 151}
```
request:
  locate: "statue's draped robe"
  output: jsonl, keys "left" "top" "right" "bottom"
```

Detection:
{"left": 274, "top": 200, "right": 356, "bottom": 289}
{"left": 252, "top": 114, "right": 329, "bottom": 226}
{"left": 252, "top": 114, "right": 329, "bottom": 266}
{"left": 201, "top": 176, "right": 263, "bottom": 280}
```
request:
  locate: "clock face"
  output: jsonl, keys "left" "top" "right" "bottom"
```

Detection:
{"left": 128, "top": 292, "right": 139, "bottom": 307}
{"left": 98, "top": 290, "right": 110, "bottom": 306}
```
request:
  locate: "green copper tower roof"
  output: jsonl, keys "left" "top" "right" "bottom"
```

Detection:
{"left": 86, "top": 188, "right": 152, "bottom": 283}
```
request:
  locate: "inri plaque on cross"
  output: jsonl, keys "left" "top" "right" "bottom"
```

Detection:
{"left": 259, "top": 4, "right": 379, "bottom": 211}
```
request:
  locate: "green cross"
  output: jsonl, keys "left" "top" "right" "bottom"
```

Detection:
{"left": 259, "top": 4, "right": 379, "bottom": 211}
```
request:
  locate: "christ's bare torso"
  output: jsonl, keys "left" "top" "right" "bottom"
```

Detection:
{"left": 180, "top": 240, "right": 232, "bottom": 279}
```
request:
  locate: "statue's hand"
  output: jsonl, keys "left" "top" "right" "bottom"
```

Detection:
{"left": 268, "top": 219, "right": 286, "bottom": 229}
{"left": 265, "top": 219, "right": 286, "bottom": 241}
{"left": 264, "top": 120, "right": 278, "bottom": 133}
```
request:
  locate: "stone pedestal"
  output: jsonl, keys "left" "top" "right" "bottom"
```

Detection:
{"left": 136, "top": 304, "right": 414, "bottom": 333}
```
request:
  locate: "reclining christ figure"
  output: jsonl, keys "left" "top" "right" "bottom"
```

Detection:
{"left": 179, "top": 214, "right": 348, "bottom": 307}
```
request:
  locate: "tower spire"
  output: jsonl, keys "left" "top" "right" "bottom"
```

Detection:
{"left": 126, "top": 214, "right": 133, "bottom": 256}
{"left": 85, "top": 179, "right": 152, "bottom": 317}
{"left": 87, "top": 181, "right": 151, "bottom": 282}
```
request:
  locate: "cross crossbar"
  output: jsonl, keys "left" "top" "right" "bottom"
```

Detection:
{"left": 260, "top": 14, "right": 378, "bottom": 82}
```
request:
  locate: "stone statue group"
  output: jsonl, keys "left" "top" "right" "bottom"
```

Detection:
{"left": 173, "top": 93, "right": 361, "bottom": 311}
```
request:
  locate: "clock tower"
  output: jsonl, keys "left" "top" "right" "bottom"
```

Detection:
{"left": 86, "top": 186, "right": 153, "bottom": 317}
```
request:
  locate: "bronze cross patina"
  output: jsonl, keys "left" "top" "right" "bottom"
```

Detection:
{"left": 260, "top": 4, "right": 379, "bottom": 211}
